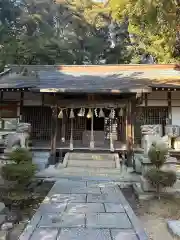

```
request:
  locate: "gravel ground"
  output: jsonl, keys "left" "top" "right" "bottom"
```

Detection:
{"left": 0, "top": 181, "right": 54, "bottom": 240}
{"left": 122, "top": 187, "right": 180, "bottom": 240}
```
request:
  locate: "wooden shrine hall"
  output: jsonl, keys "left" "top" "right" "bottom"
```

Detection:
{"left": 0, "top": 64, "right": 180, "bottom": 157}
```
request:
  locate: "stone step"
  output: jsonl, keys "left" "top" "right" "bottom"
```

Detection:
{"left": 61, "top": 167, "right": 121, "bottom": 174}
{"left": 67, "top": 160, "right": 116, "bottom": 168}
{"left": 68, "top": 153, "right": 115, "bottom": 161}
{"left": 36, "top": 166, "right": 140, "bottom": 182}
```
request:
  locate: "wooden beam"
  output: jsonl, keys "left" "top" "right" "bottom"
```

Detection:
{"left": 126, "top": 100, "right": 132, "bottom": 139}
{"left": 49, "top": 104, "right": 58, "bottom": 165}
{"left": 167, "top": 91, "right": 172, "bottom": 124}
{"left": 19, "top": 91, "right": 24, "bottom": 120}
{"left": 144, "top": 93, "right": 148, "bottom": 107}
{"left": 131, "top": 98, "right": 136, "bottom": 143}
{"left": 0, "top": 92, "right": 3, "bottom": 128}
{"left": 42, "top": 93, "right": 45, "bottom": 106}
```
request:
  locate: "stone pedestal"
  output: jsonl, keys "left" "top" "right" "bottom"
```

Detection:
{"left": 133, "top": 154, "right": 143, "bottom": 173}
{"left": 140, "top": 176, "right": 156, "bottom": 192}
{"left": 140, "top": 156, "right": 153, "bottom": 176}
{"left": 161, "top": 156, "right": 178, "bottom": 172}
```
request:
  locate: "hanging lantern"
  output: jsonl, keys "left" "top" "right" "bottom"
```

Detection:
{"left": 87, "top": 108, "right": 92, "bottom": 118}
{"left": 78, "top": 108, "right": 85, "bottom": 117}
{"left": 94, "top": 108, "right": 98, "bottom": 117}
{"left": 69, "top": 108, "right": 75, "bottom": 118}
{"left": 99, "top": 108, "right": 105, "bottom": 118}
{"left": 109, "top": 109, "right": 115, "bottom": 119}
{"left": 78, "top": 108, "right": 82, "bottom": 117}
{"left": 119, "top": 108, "right": 123, "bottom": 117}
{"left": 82, "top": 108, "right": 85, "bottom": 116}
{"left": 58, "top": 109, "right": 63, "bottom": 119}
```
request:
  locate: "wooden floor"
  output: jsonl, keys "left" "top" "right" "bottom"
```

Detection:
{"left": 31, "top": 140, "right": 144, "bottom": 153}
{"left": 31, "top": 139, "right": 127, "bottom": 151}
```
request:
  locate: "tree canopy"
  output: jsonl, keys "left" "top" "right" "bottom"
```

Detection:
{"left": 108, "top": 0, "right": 179, "bottom": 63}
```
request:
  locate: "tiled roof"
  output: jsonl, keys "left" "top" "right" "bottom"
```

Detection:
{"left": 0, "top": 64, "right": 180, "bottom": 92}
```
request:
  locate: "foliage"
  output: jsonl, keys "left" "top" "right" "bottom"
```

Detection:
{"left": 145, "top": 168, "right": 177, "bottom": 189}
{"left": 0, "top": 0, "right": 179, "bottom": 66}
{"left": 0, "top": 148, "right": 37, "bottom": 209}
{"left": 148, "top": 141, "right": 168, "bottom": 169}
{"left": 8, "top": 148, "right": 33, "bottom": 164}
{"left": 146, "top": 141, "right": 177, "bottom": 198}
{"left": 0, "top": 189, "right": 37, "bottom": 209}
{"left": 0, "top": 0, "right": 135, "bottom": 67}
{"left": 1, "top": 163, "right": 36, "bottom": 184}
{"left": 108, "top": 0, "right": 179, "bottom": 63}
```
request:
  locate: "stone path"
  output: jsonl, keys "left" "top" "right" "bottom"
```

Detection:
{"left": 19, "top": 178, "right": 148, "bottom": 240}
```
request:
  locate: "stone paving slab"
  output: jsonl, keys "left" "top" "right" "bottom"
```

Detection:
{"left": 39, "top": 213, "right": 85, "bottom": 228}
{"left": 57, "top": 228, "right": 112, "bottom": 240}
{"left": 86, "top": 213, "right": 132, "bottom": 229}
{"left": 111, "top": 229, "right": 139, "bottom": 240}
{"left": 44, "top": 194, "right": 87, "bottom": 203}
{"left": 104, "top": 203, "right": 125, "bottom": 213}
{"left": 100, "top": 185, "right": 120, "bottom": 194}
{"left": 50, "top": 186, "right": 101, "bottom": 194}
{"left": 50, "top": 180, "right": 86, "bottom": 193}
{"left": 29, "top": 228, "right": 59, "bottom": 240}
{"left": 66, "top": 203, "right": 105, "bottom": 213}
{"left": 71, "top": 187, "right": 101, "bottom": 194}
{"left": 87, "top": 193, "right": 122, "bottom": 203}
{"left": 39, "top": 202, "right": 67, "bottom": 213}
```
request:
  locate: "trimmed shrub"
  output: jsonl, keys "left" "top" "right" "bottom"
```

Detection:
{"left": 145, "top": 168, "right": 177, "bottom": 190}
{"left": 148, "top": 141, "right": 168, "bottom": 169}
{"left": 0, "top": 148, "right": 37, "bottom": 209}
{"left": 146, "top": 140, "right": 177, "bottom": 198}
{"left": 8, "top": 148, "right": 32, "bottom": 164}
{"left": 1, "top": 163, "right": 36, "bottom": 184}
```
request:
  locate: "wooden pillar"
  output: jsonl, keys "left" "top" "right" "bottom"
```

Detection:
{"left": 49, "top": 104, "right": 58, "bottom": 165}
{"left": 126, "top": 100, "right": 132, "bottom": 139}
{"left": 42, "top": 93, "right": 45, "bottom": 106}
{"left": 126, "top": 99, "right": 134, "bottom": 167}
{"left": 19, "top": 91, "right": 24, "bottom": 121}
{"left": 131, "top": 97, "right": 137, "bottom": 144}
{"left": 61, "top": 113, "right": 66, "bottom": 143}
{"left": 0, "top": 92, "right": 3, "bottom": 129}
{"left": 168, "top": 91, "right": 172, "bottom": 124}
{"left": 90, "top": 108, "right": 95, "bottom": 149}
{"left": 70, "top": 118, "right": 74, "bottom": 150}
{"left": 144, "top": 93, "right": 148, "bottom": 107}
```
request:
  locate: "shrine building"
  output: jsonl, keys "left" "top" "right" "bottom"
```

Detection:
{"left": 0, "top": 64, "right": 180, "bottom": 160}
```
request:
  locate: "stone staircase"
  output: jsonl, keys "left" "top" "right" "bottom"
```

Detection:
{"left": 63, "top": 152, "right": 120, "bottom": 169}
{"left": 36, "top": 152, "right": 140, "bottom": 182}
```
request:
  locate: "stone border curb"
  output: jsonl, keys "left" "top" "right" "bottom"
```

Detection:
{"left": 167, "top": 220, "right": 180, "bottom": 238}
{"left": 118, "top": 187, "right": 148, "bottom": 240}
{"left": 18, "top": 212, "right": 41, "bottom": 240}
